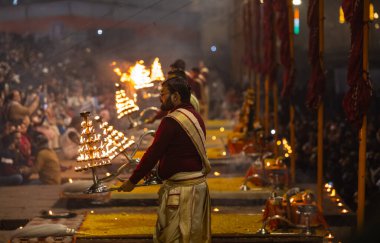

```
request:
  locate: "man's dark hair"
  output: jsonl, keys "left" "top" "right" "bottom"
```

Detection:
{"left": 170, "top": 59, "right": 186, "bottom": 71}
{"left": 34, "top": 134, "right": 49, "bottom": 149}
{"left": 162, "top": 77, "right": 191, "bottom": 103}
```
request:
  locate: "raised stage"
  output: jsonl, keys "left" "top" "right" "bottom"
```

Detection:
{"left": 1, "top": 120, "right": 355, "bottom": 242}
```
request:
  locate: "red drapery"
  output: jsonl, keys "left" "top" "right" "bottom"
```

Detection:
{"left": 273, "top": 0, "right": 294, "bottom": 98}
{"left": 243, "top": 1, "right": 254, "bottom": 68}
{"left": 262, "top": 0, "right": 276, "bottom": 84}
{"left": 305, "top": 0, "right": 325, "bottom": 109}
{"left": 342, "top": 0, "right": 372, "bottom": 129}
{"left": 252, "top": 0, "right": 262, "bottom": 73}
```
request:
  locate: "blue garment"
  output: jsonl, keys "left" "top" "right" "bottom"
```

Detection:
{"left": 0, "top": 174, "right": 23, "bottom": 186}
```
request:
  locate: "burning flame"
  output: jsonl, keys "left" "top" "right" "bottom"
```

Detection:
{"left": 76, "top": 113, "right": 111, "bottom": 171}
{"left": 115, "top": 86, "right": 139, "bottom": 119}
{"left": 150, "top": 57, "right": 165, "bottom": 81}
{"left": 96, "top": 120, "right": 135, "bottom": 160}
{"left": 129, "top": 60, "right": 153, "bottom": 89}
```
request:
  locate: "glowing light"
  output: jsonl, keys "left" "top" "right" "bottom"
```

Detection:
{"left": 211, "top": 45, "right": 217, "bottom": 52}
{"left": 213, "top": 208, "right": 220, "bottom": 212}
{"left": 97, "top": 29, "right": 103, "bottom": 35}
{"left": 90, "top": 210, "right": 94, "bottom": 214}
{"left": 76, "top": 112, "right": 112, "bottom": 170}
{"left": 129, "top": 60, "right": 153, "bottom": 89}
{"left": 219, "top": 127, "right": 225, "bottom": 132}
{"left": 370, "top": 3, "right": 374, "bottom": 21}
{"left": 214, "top": 171, "right": 221, "bottom": 176}
{"left": 276, "top": 140, "right": 282, "bottom": 146}
{"left": 211, "top": 136, "right": 216, "bottom": 140}
{"left": 341, "top": 209, "right": 348, "bottom": 214}
{"left": 292, "top": 0, "right": 301, "bottom": 5}
{"left": 294, "top": 7, "right": 300, "bottom": 35}
{"left": 150, "top": 57, "right": 165, "bottom": 81}
{"left": 330, "top": 189, "right": 336, "bottom": 197}
{"left": 339, "top": 7, "right": 345, "bottom": 24}
{"left": 115, "top": 87, "right": 139, "bottom": 118}
{"left": 68, "top": 178, "right": 73, "bottom": 183}
{"left": 49, "top": 210, "right": 53, "bottom": 215}
{"left": 270, "top": 129, "right": 276, "bottom": 135}
{"left": 222, "top": 151, "right": 227, "bottom": 156}
{"left": 337, "top": 202, "right": 343, "bottom": 207}
{"left": 374, "top": 12, "right": 379, "bottom": 19}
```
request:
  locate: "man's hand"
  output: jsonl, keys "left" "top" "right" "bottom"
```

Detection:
{"left": 144, "top": 117, "right": 155, "bottom": 124}
{"left": 118, "top": 179, "right": 135, "bottom": 192}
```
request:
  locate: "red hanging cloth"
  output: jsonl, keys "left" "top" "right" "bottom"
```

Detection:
{"left": 262, "top": 0, "right": 276, "bottom": 84}
{"left": 252, "top": 0, "right": 262, "bottom": 73}
{"left": 342, "top": 0, "right": 372, "bottom": 129}
{"left": 273, "top": 0, "right": 295, "bottom": 98}
{"left": 243, "top": 1, "right": 254, "bottom": 68}
{"left": 305, "top": 0, "right": 325, "bottom": 109}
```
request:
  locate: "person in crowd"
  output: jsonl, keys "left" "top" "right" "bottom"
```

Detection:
{"left": 0, "top": 132, "right": 24, "bottom": 186}
{"left": 21, "top": 134, "right": 61, "bottom": 185}
{"left": 119, "top": 76, "right": 211, "bottom": 243}
{"left": 59, "top": 116, "right": 81, "bottom": 160}
{"left": 17, "top": 116, "right": 34, "bottom": 167}
{"left": 3, "top": 89, "right": 39, "bottom": 123}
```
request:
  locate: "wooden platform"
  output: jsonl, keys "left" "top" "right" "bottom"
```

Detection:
{"left": 0, "top": 120, "right": 356, "bottom": 242}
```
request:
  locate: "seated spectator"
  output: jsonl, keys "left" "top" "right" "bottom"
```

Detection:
{"left": 31, "top": 110, "right": 60, "bottom": 150}
{"left": 59, "top": 116, "right": 81, "bottom": 160}
{"left": 14, "top": 116, "right": 34, "bottom": 167}
{"left": 21, "top": 134, "right": 61, "bottom": 185}
{"left": 0, "top": 133, "right": 24, "bottom": 186}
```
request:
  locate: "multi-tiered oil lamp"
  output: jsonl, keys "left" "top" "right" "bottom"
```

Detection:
{"left": 75, "top": 111, "right": 111, "bottom": 193}
{"left": 94, "top": 115, "right": 135, "bottom": 161}
{"left": 115, "top": 83, "right": 139, "bottom": 120}
{"left": 75, "top": 112, "right": 160, "bottom": 193}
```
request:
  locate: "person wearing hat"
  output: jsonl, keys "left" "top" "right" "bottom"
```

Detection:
{"left": 119, "top": 76, "right": 211, "bottom": 243}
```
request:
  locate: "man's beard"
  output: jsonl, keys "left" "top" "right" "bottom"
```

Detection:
{"left": 161, "top": 97, "right": 175, "bottom": 111}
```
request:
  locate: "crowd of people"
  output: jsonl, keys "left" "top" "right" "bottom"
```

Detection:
{"left": 0, "top": 32, "right": 214, "bottom": 187}
{"left": 291, "top": 100, "right": 380, "bottom": 213}
{"left": 0, "top": 33, "right": 113, "bottom": 186}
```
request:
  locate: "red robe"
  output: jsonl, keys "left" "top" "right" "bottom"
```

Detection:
{"left": 129, "top": 103, "right": 205, "bottom": 184}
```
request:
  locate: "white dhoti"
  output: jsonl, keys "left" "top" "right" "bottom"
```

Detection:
{"left": 154, "top": 172, "right": 211, "bottom": 243}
